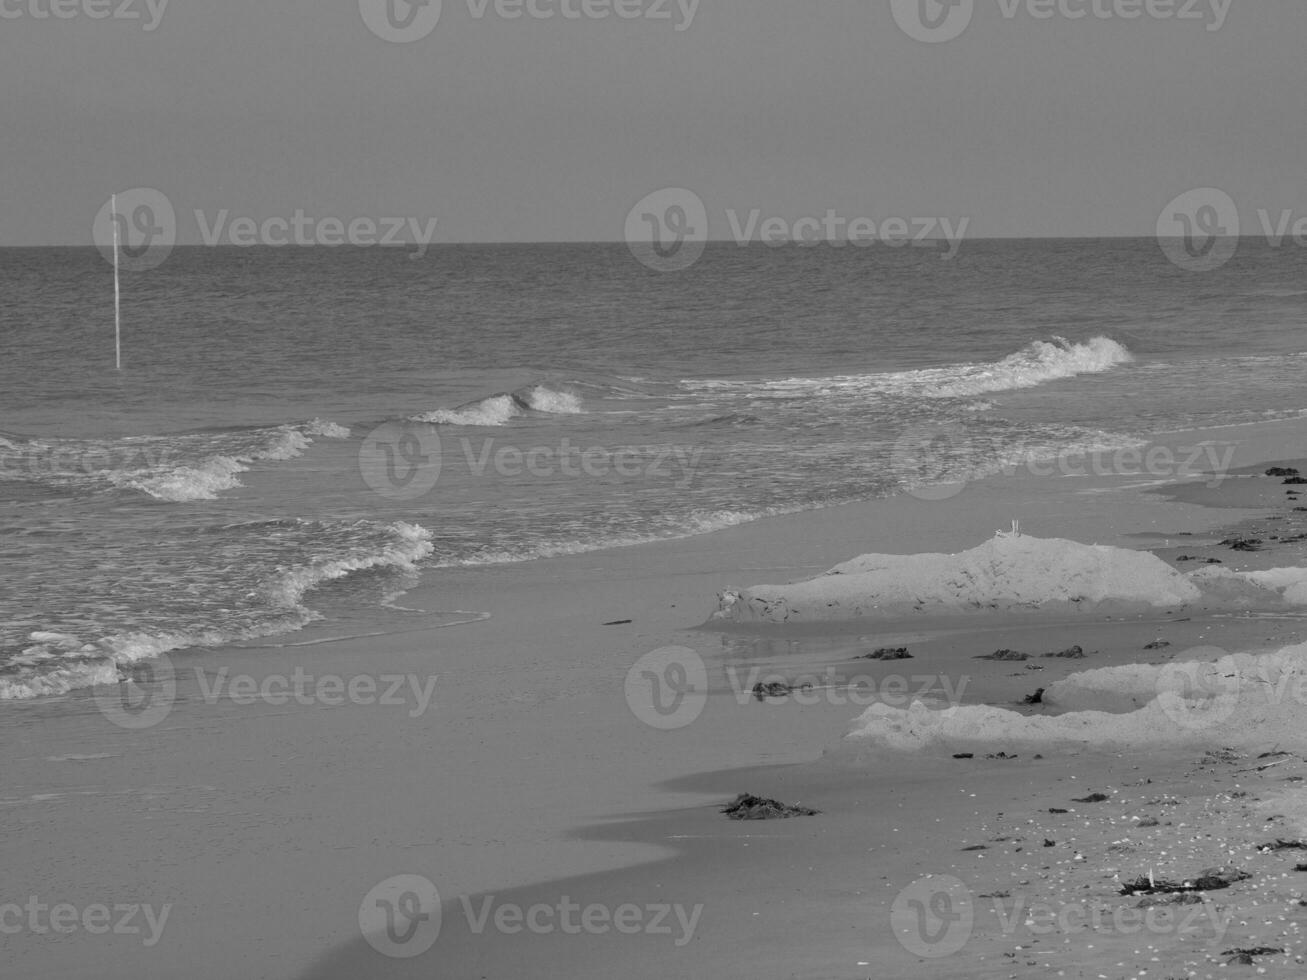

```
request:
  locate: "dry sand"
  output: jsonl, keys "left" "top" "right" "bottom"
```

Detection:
{"left": 5, "top": 417, "right": 1307, "bottom": 979}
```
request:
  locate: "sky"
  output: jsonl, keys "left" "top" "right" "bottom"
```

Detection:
{"left": 0, "top": 0, "right": 1303, "bottom": 245}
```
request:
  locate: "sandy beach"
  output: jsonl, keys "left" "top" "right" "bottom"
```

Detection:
{"left": 4, "top": 416, "right": 1307, "bottom": 978}
{"left": 9, "top": 2, "right": 1307, "bottom": 976}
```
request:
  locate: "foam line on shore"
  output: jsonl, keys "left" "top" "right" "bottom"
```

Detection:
{"left": 235, "top": 610, "right": 492, "bottom": 648}
{"left": 838, "top": 642, "right": 1307, "bottom": 756}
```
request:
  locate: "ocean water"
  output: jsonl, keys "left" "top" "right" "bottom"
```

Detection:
{"left": 2, "top": 239, "right": 1306, "bottom": 699}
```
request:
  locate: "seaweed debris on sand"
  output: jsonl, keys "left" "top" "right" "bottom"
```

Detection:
{"left": 1044, "top": 645, "right": 1087, "bottom": 659}
{"left": 1120, "top": 867, "right": 1251, "bottom": 895}
{"left": 977, "top": 649, "right": 1028, "bottom": 661}
{"left": 860, "top": 647, "right": 913, "bottom": 660}
{"left": 721, "top": 794, "right": 820, "bottom": 820}
{"left": 751, "top": 681, "right": 813, "bottom": 700}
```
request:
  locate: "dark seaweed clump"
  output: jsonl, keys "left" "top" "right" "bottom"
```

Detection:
{"left": 721, "top": 794, "right": 819, "bottom": 820}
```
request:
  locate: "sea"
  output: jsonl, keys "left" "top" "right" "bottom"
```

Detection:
{"left": 3, "top": 238, "right": 1306, "bottom": 700}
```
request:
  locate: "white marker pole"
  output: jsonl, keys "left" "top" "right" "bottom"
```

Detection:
{"left": 112, "top": 193, "right": 122, "bottom": 371}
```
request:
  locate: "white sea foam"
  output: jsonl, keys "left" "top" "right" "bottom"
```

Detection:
{"left": 114, "top": 455, "right": 250, "bottom": 502}
{"left": 106, "top": 419, "right": 349, "bottom": 502}
{"left": 260, "top": 521, "right": 434, "bottom": 611}
{"left": 682, "top": 336, "right": 1133, "bottom": 402}
{"left": 1187, "top": 565, "right": 1307, "bottom": 606}
{"left": 414, "top": 394, "right": 524, "bottom": 427}
{"left": 840, "top": 643, "right": 1307, "bottom": 756}
{"left": 897, "top": 429, "right": 1151, "bottom": 498}
{"left": 0, "top": 661, "right": 120, "bottom": 701}
{"left": 521, "top": 385, "right": 583, "bottom": 415}
{"left": 306, "top": 419, "right": 352, "bottom": 439}
{"left": 411, "top": 385, "right": 584, "bottom": 426}
{"left": 917, "top": 336, "right": 1134, "bottom": 398}
{"left": 0, "top": 522, "right": 434, "bottom": 701}
{"left": 443, "top": 505, "right": 817, "bottom": 568}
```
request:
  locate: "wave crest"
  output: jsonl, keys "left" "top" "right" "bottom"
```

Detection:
{"left": 921, "top": 336, "right": 1133, "bottom": 398}
{"left": 411, "top": 384, "right": 584, "bottom": 427}
{"left": 107, "top": 419, "right": 350, "bottom": 502}
{"left": 521, "top": 385, "right": 583, "bottom": 415}
{"left": 0, "top": 419, "right": 350, "bottom": 504}
{"left": 680, "top": 336, "right": 1133, "bottom": 402}
{"left": 260, "top": 521, "right": 434, "bottom": 610}
{"left": 0, "top": 521, "right": 433, "bottom": 701}
{"left": 414, "top": 394, "right": 525, "bottom": 427}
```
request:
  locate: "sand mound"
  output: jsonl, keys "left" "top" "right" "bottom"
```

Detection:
{"left": 839, "top": 642, "right": 1307, "bottom": 756}
{"left": 713, "top": 533, "right": 1307, "bottom": 624}
{"left": 713, "top": 532, "right": 1202, "bottom": 624}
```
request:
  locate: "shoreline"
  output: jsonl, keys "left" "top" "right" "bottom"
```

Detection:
{"left": 6, "top": 416, "right": 1307, "bottom": 979}
{"left": 297, "top": 419, "right": 1307, "bottom": 978}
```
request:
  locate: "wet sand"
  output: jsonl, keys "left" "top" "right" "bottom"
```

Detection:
{"left": 6, "top": 418, "right": 1307, "bottom": 979}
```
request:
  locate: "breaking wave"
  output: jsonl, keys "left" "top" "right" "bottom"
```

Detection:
{"left": 681, "top": 336, "right": 1133, "bottom": 402}
{"left": 918, "top": 336, "right": 1134, "bottom": 398}
{"left": 411, "top": 384, "right": 583, "bottom": 426}
{"left": 0, "top": 419, "right": 351, "bottom": 503}
{"left": 0, "top": 521, "right": 433, "bottom": 701}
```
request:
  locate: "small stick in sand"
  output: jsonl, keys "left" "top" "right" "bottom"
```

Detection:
{"left": 1235, "top": 758, "right": 1293, "bottom": 773}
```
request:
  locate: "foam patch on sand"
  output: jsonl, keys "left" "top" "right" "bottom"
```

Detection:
{"left": 1189, "top": 565, "right": 1307, "bottom": 606}
{"left": 840, "top": 642, "right": 1307, "bottom": 756}
{"left": 714, "top": 532, "right": 1204, "bottom": 623}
